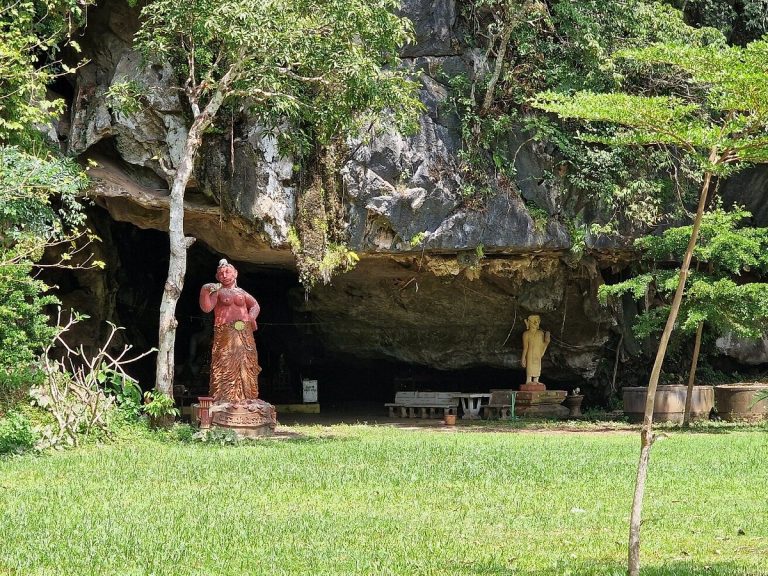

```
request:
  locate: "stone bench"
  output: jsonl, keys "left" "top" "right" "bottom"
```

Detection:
{"left": 385, "top": 391, "right": 459, "bottom": 419}
{"left": 481, "top": 389, "right": 516, "bottom": 420}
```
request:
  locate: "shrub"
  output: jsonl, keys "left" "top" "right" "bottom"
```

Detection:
{"left": 0, "top": 411, "right": 37, "bottom": 455}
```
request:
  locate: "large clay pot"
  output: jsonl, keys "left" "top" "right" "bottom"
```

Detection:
{"left": 623, "top": 385, "right": 714, "bottom": 424}
{"left": 714, "top": 383, "right": 768, "bottom": 422}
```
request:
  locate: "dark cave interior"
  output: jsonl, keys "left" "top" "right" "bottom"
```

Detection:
{"left": 87, "top": 212, "right": 531, "bottom": 410}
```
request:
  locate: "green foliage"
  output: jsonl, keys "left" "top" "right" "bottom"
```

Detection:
{"left": 568, "top": 222, "right": 587, "bottom": 259}
{"left": 0, "top": 0, "right": 92, "bottom": 404}
{"left": 0, "top": 148, "right": 89, "bottom": 399}
{"left": 0, "top": 146, "right": 88, "bottom": 236}
{"left": 409, "top": 231, "right": 427, "bottom": 248}
{"left": 141, "top": 391, "right": 179, "bottom": 419}
{"left": 528, "top": 206, "right": 549, "bottom": 232}
{"left": 445, "top": 74, "right": 517, "bottom": 201}
{"left": 599, "top": 207, "right": 768, "bottom": 340}
{"left": 131, "top": 0, "right": 422, "bottom": 152}
{"left": 635, "top": 207, "right": 768, "bottom": 275}
{"left": 317, "top": 244, "right": 360, "bottom": 285}
{"left": 99, "top": 365, "right": 143, "bottom": 418}
{"left": 104, "top": 80, "right": 145, "bottom": 116}
{"left": 540, "top": 0, "right": 720, "bottom": 93}
{"left": 449, "top": 1, "right": 718, "bottom": 218}
{"left": 740, "top": 0, "right": 768, "bottom": 39}
{"left": 195, "top": 426, "right": 240, "bottom": 445}
{"left": 535, "top": 117, "right": 685, "bottom": 237}
{"left": 171, "top": 423, "right": 196, "bottom": 443}
{"left": 0, "top": 262, "right": 57, "bottom": 375}
{"left": 0, "top": 366, "right": 43, "bottom": 415}
{"left": 0, "top": 411, "right": 37, "bottom": 455}
{"left": 534, "top": 40, "right": 768, "bottom": 172}
{"left": 676, "top": 0, "right": 768, "bottom": 43}
{"left": 0, "top": 0, "right": 93, "bottom": 147}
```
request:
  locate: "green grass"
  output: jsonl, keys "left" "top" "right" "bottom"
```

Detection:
{"left": 0, "top": 424, "right": 766, "bottom": 575}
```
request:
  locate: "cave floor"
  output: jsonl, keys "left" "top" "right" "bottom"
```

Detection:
{"left": 269, "top": 401, "right": 634, "bottom": 434}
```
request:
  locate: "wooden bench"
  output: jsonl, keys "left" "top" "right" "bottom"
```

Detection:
{"left": 481, "top": 389, "right": 516, "bottom": 419}
{"left": 385, "top": 391, "right": 459, "bottom": 419}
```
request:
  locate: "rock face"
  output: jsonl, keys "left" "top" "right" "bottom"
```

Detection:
{"left": 716, "top": 333, "right": 768, "bottom": 365}
{"left": 61, "top": 0, "right": 675, "bottom": 389}
{"left": 300, "top": 255, "right": 610, "bottom": 379}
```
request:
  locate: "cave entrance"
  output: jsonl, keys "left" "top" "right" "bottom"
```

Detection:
{"left": 99, "top": 212, "right": 528, "bottom": 415}
{"left": 107, "top": 216, "right": 310, "bottom": 405}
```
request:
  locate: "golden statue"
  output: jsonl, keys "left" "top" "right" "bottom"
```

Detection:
{"left": 522, "top": 314, "right": 550, "bottom": 385}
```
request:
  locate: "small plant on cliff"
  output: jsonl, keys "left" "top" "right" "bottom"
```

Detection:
{"left": 534, "top": 38, "right": 768, "bottom": 576}
{"left": 123, "top": 0, "right": 423, "bottom": 399}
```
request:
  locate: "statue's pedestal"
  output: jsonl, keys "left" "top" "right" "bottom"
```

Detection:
{"left": 520, "top": 382, "right": 546, "bottom": 392}
{"left": 211, "top": 399, "right": 277, "bottom": 438}
{"left": 516, "top": 386, "right": 569, "bottom": 418}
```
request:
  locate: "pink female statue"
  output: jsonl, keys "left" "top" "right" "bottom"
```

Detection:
{"left": 199, "top": 259, "right": 276, "bottom": 435}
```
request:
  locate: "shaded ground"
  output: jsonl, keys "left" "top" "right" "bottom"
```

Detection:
{"left": 274, "top": 401, "right": 766, "bottom": 436}
{"left": 277, "top": 401, "right": 633, "bottom": 433}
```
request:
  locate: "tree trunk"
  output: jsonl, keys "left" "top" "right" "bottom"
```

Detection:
{"left": 154, "top": 131, "right": 201, "bottom": 398}
{"left": 627, "top": 151, "right": 717, "bottom": 576}
{"left": 482, "top": 25, "right": 513, "bottom": 113}
{"left": 154, "top": 87, "right": 229, "bottom": 399}
{"left": 683, "top": 321, "right": 704, "bottom": 427}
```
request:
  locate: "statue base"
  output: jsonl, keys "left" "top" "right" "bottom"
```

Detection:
{"left": 515, "top": 389, "right": 569, "bottom": 418}
{"left": 210, "top": 399, "right": 277, "bottom": 438}
{"left": 520, "top": 382, "right": 547, "bottom": 391}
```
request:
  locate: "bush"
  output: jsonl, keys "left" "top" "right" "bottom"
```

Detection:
{"left": 0, "top": 366, "right": 44, "bottom": 416}
{"left": 0, "top": 411, "right": 37, "bottom": 455}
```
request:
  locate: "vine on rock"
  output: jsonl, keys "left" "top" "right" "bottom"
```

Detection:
{"left": 291, "top": 142, "right": 359, "bottom": 288}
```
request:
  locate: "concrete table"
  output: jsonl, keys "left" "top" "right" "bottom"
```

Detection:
{"left": 456, "top": 393, "right": 491, "bottom": 420}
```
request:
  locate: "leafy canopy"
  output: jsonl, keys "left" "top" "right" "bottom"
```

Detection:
{"left": 0, "top": 0, "right": 91, "bottom": 147}
{"left": 130, "top": 0, "right": 423, "bottom": 150}
{"left": 599, "top": 207, "right": 768, "bottom": 339}
{"left": 533, "top": 39, "right": 768, "bottom": 173}
{"left": 535, "top": 39, "right": 768, "bottom": 340}
{"left": 449, "top": 0, "right": 722, "bottom": 223}
{"left": 0, "top": 0, "right": 92, "bottom": 403}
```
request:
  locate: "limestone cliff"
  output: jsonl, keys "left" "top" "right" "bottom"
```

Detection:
{"left": 53, "top": 0, "right": 768, "bottom": 398}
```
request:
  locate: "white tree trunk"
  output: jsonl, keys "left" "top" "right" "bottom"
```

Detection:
{"left": 628, "top": 152, "right": 717, "bottom": 576}
{"left": 154, "top": 132, "right": 200, "bottom": 398}
{"left": 154, "top": 86, "right": 230, "bottom": 399}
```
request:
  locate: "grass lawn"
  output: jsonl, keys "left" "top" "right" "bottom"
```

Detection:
{"left": 0, "top": 423, "right": 766, "bottom": 575}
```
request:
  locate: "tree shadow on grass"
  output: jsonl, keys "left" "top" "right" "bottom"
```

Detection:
{"left": 460, "top": 419, "right": 766, "bottom": 436}
{"left": 662, "top": 422, "right": 767, "bottom": 435}
{"left": 246, "top": 429, "right": 359, "bottom": 446}
{"left": 462, "top": 558, "right": 765, "bottom": 576}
